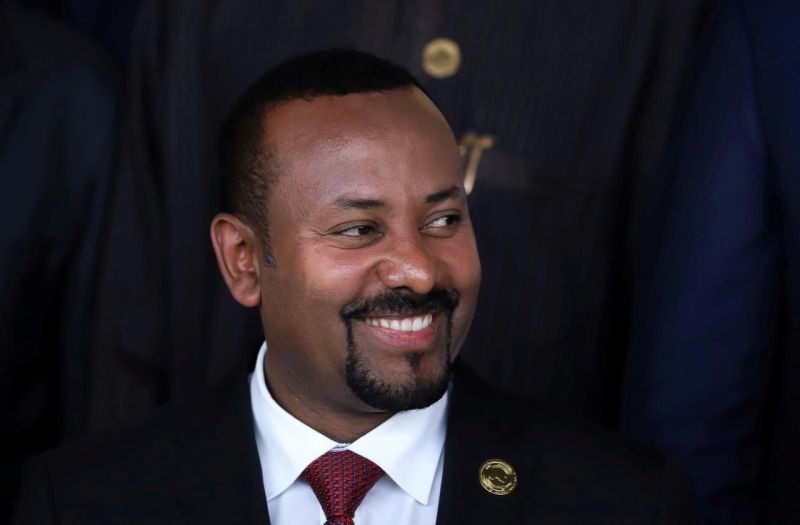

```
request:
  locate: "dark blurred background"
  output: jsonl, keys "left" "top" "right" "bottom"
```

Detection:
{"left": 1, "top": 0, "right": 798, "bottom": 523}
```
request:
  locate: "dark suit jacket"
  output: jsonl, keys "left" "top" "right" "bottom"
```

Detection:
{"left": 622, "top": 1, "right": 800, "bottom": 523}
{"left": 13, "top": 365, "right": 700, "bottom": 524}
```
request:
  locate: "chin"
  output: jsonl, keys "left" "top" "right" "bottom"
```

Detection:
{"left": 342, "top": 305, "right": 456, "bottom": 411}
{"left": 345, "top": 348, "right": 451, "bottom": 412}
{"left": 346, "top": 363, "right": 451, "bottom": 412}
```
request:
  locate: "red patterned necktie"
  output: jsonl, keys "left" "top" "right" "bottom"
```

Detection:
{"left": 303, "top": 449, "right": 385, "bottom": 525}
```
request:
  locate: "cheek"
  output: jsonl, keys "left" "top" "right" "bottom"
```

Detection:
{"left": 439, "top": 234, "right": 481, "bottom": 292}
{"left": 286, "top": 249, "right": 372, "bottom": 317}
{"left": 259, "top": 257, "right": 356, "bottom": 368}
{"left": 437, "top": 238, "right": 481, "bottom": 335}
{"left": 317, "top": 251, "right": 372, "bottom": 284}
{"left": 454, "top": 242, "right": 481, "bottom": 284}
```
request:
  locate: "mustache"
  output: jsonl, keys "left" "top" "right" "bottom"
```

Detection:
{"left": 340, "top": 287, "right": 459, "bottom": 319}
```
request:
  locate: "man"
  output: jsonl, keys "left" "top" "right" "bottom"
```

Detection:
{"left": 14, "top": 50, "right": 700, "bottom": 524}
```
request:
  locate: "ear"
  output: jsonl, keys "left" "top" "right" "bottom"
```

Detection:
{"left": 210, "top": 213, "right": 262, "bottom": 307}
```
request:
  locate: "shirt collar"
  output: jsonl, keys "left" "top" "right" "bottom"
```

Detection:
{"left": 249, "top": 342, "right": 448, "bottom": 505}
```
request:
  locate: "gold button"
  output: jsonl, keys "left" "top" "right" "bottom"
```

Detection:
{"left": 479, "top": 458, "right": 518, "bottom": 495}
{"left": 422, "top": 38, "right": 461, "bottom": 79}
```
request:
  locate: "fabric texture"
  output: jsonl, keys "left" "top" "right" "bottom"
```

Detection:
{"left": 304, "top": 450, "right": 385, "bottom": 525}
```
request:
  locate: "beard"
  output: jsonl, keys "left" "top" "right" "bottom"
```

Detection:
{"left": 340, "top": 288, "right": 458, "bottom": 412}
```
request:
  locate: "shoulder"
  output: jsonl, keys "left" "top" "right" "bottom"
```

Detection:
{"left": 14, "top": 377, "right": 255, "bottom": 523}
{"left": 447, "top": 364, "right": 699, "bottom": 522}
{"left": 453, "top": 363, "right": 670, "bottom": 473}
{"left": 46, "top": 376, "right": 248, "bottom": 470}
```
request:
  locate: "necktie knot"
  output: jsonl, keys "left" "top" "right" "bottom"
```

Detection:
{"left": 303, "top": 449, "right": 385, "bottom": 525}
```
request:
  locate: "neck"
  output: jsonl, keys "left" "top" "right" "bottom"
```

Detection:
{"left": 263, "top": 356, "right": 394, "bottom": 443}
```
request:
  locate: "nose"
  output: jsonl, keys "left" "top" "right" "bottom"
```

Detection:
{"left": 376, "top": 233, "right": 437, "bottom": 294}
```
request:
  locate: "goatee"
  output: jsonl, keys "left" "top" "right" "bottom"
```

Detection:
{"left": 341, "top": 287, "right": 458, "bottom": 411}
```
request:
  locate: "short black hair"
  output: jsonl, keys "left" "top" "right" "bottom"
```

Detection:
{"left": 218, "top": 49, "right": 426, "bottom": 264}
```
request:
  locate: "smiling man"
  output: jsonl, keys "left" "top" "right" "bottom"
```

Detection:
{"left": 14, "top": 50, "right": 700, "bottom": 524}
{"left": 212, "top": 62, "right": 479, "bottom": 443}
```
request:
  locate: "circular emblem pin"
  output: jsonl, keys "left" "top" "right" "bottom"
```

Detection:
{"left": 422, "top": 38, "right": 461, "bottom": 79}
{"left": 479, "top": 459, "right": 518, "bottom": 495}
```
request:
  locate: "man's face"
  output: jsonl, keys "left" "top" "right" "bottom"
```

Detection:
{"left": 258, "top": 87, "right": 480, "bottom": 415}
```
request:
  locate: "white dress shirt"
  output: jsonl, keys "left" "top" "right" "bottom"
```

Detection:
{"left": 249, "top": 343, "right": 447, "bottom": 525}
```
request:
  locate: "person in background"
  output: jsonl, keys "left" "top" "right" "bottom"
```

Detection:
{"left": 623, "top": 0, "right": 800, "bottom": 522}
{"left": 0, "top": 1, "right": 119, "bottom": 521}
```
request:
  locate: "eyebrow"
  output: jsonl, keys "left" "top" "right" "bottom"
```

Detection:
{"left": 332, "top": 185, "right": 464, "bottom": 210}
{"left": 425, "top": 185, "right": 463, "bottom": 204}
{"left": 333, "top": 197, "right": 386, "bottom": 210}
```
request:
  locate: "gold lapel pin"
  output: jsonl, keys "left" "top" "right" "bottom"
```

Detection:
{"left": 479, "top": 458, "right": 518, "bottom": 495}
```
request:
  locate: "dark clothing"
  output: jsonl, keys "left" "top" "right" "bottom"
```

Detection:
{"left": 89, "top": 0, "right": 718, "bottom": 438}
{"left": 13, "top": 365, "right": 701, "bottom": 524}
{"left": 622, "top": 0, "right": 800, "bottom": 523}
{"left": 16, "top": 0, "right": 144, "bottom": 60}
{"left": 0, "top": 1, "right": 119, "bottom": 519}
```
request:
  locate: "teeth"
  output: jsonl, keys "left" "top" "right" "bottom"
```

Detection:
{"left": 364, "top": 314, "right": 433, "bottom": 332}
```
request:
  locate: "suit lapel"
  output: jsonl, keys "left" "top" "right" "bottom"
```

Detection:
{"left": 168, "top": 378, "right": 270, "bottom": 524}
{"left": 436, "top": 363, "right": 533, "bottom": 525}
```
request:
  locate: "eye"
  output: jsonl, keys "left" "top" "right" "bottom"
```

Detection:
{"left": 427, "top": 214, "right": 461, "bottom": 227}
{"left": 422, "top": 213, "right": 462, "bottom": 236}
{"left": 326, "top": 221, "right": 384, "bottom": 247}
{"left": 338, "top": 224, "right": 378, "bottom": 237}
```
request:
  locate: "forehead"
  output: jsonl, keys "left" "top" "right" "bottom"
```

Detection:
{"left": 262, "top": 88, "right": 461, "bottom": 204}
{"left": 265, "top": 87, "right": 453, "bottom": 153}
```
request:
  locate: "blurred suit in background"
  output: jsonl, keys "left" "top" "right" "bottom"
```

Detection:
{"left": 86, "top": 0, "right": 717, "bottom": 436}
{"left": 17, "top": 0, "right": 142, "bottom": 61}
{"left": 623, "top": 0, "right": 800, "bottom": 523}
{"left": 0, "top": 0, "right": 119, "bottom": 518}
